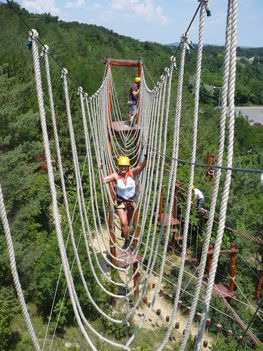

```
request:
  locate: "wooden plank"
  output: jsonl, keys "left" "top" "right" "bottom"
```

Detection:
{"left": 103, "top": 58, "right": 143, "bottom": 67}
{"left": 212, "top": 283, "right": 234, "bottom": 299}
{"left": 116, "top": 249, "right": 142, "bottom": 267}
{"left": 158, "top": 213, "right": 180, "bottom": 226}
{"left": 111, "top": 120, "right": 141, "bottom": 133}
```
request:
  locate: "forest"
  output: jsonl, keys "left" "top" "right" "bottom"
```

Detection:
{"left": 0, "top": 2, "right": 263, "bottom": 350}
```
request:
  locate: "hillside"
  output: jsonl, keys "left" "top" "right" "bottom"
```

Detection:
{"left": 0, "top": 2, "right": 263, "bottom": 350}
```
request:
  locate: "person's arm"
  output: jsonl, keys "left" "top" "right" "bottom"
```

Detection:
{"left": 132, "top": 88, "right": 140, "bottom": 98}
{"left": 131, "top": 156, "right": 147, "bottom": 177}
{"left": 102, "top": 173, "right": 117, "bottom": 184}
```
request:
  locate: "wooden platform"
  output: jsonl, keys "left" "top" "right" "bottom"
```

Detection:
{"left": 111, "top": 121, "right": 141, "bottom": 133}
{"left": 212, "top": 283, "right": 234, "bottom": 298}
{"left": 116, "top": 248, "right": 142, "bottom": 267}
{"left": 158, "top": 213, "right": 180, "bottom": 227}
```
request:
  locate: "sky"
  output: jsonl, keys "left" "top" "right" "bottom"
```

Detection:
{"left": 14, "top": 0, "right": 263, "bottom": 47}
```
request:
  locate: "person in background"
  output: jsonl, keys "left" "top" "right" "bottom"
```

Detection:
{"left": 192, "top": 185, "right": 205, "bottom": 212}
{"left": 102, "top": 155, "right": 147, "bottom": 249}
{"left": 128, "top": 76, "right": 141, "bottom": 126}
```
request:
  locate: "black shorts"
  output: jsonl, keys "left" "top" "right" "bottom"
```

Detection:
{"left": 115, "top": 196, "right": 135, "bottom": 210}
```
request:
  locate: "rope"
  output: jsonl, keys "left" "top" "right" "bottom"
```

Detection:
{"left": 43, "top": 48, "right": 127, "bottom": 337}
{"left": 126, "top": 59, "right": 175, "bottom": 348}
{"left": 30, "top": 29, "right": 97, "bottom": 350}
{"left": 0, "top": 185, "right": 41, "bottom": 351}
{"left": 180, "top": 0, "right": 234, "bottom": 347}
{"left": 194, "top": 0, "right": 238, "bottom": 348}
{"left": 159, "top": 3, "right": 206, "bottom": 347}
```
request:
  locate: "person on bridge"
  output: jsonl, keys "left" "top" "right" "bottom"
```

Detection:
{"left": 103, "top": 155, "right": 147, "bottom": 249}
{"left": 128, "top": 76, "right": 141, "bottom": 126}
{"left": 192, "top": 185, "right": 205, "bottom": 212}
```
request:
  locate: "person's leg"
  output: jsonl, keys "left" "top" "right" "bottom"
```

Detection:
{"left": 117, "top": 208, "right": 129, "bottom": 239}
{"left": 127, "top": 206, "right": 134, "bottom": 225}
{"left": 197, "top": 198, "right": 204, "bottom": 210}
{"left": 128, "top": 102, "right": 133, "bottom": 123}
{"left": 128, "top": 103, "right": 137, "bottom": 125}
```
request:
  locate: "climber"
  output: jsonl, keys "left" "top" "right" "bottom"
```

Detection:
{"left": 128, "top": 76, "right": 141, "bottom": 126}
{"left": 192, "top": 185, "right": 205, "bottom": 212}
{"left": 103, "top": 154, "right": 147, "bottom": 249}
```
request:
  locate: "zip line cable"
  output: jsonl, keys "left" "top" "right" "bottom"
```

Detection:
{"left": 235, "top": 296, "right": 263, "bottom": 351}
{"left": 153, "top": 149, "right": 263, "bottom": 174}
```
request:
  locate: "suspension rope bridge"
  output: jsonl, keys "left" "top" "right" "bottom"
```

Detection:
{"left": 1, "top": 0, "right": 263, "bottom": 350}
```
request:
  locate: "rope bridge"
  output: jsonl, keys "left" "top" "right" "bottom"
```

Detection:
{"left": 2, "top": 0, "right": 261, "bottom": 350}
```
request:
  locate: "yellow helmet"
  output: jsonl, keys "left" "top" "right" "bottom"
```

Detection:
{"left": 118, "top": 156, "right": 130, "bottom": 166}
{"left": 135, "top": 76, "right": 141, "bottom": 83}
{"left": 192, "top": 185, "right": 195, "bottom": 190}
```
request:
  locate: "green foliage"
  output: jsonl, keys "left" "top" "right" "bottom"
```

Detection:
{"left": 102, "top": 313, "right": 134, "bottom": 340}
{"left": 0, "top": 288, "right": 20, "bottom": 350}
{"left": 0, "top": 2, "right": 263, "bottom": 349}
{"left": 135, "top": 342, "right": 152, "bottom": 351}
{"left": 210, "top": 336, "right": 258, "bottom": 351}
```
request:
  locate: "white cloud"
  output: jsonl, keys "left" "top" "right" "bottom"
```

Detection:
{"left": 65, "top": 0, "right": 85, "bottom": 9}
{"left": 87, "top": 2, "right": 101, "bottom": 10}
{"left": 22, "top": 0, "right": 60, "bottom": 15}
{"left": 110, "top": 0, "right": 168, "bottom": 24}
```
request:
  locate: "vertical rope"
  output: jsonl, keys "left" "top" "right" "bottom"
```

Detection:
{"left": 0, "top": 185, "right": 41, "bottom": 351}
{"left": 180, "top": 0, "right": 234, "bottom": 348}
{"left": 157, "top": 31, "right": 194, "bottom": 350}
{"left": 126, "top": 60, "right": 175, "bottom": 348}
{"left": 194, "top": 0, "right": 238, "bottom": 349}
{"left": 30, "top": 29, "right": 97, "bottom": 351}
{"left": 43, "top": 49, "right": 126, "bottom": 328}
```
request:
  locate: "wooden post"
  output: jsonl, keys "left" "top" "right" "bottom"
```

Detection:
{"left": 107, "top": 63, "right": 112, "bottom": 129}
{"left": 133, "top": 190, "right": 140, "bottom": 296}
{"left": 207, "top": 244, "right": 213, "bottom": 278}
{"left": 109, "top": 191, "right": 116, "bottom": 264}
{"left": 229, "top": 243, "right": 236, "bottom": 293}
{"left": 256, "top": 271, "right": 263, "bottom": 300}
{"left": 171, "top": 232, "right": 176, "bottom": 253}
{"left": 135, "top": 58, "right": 143, "bottom": 125}
{"left": 171, "top": 185, "right": 178, "bottom": 252}
{"left": 106, "top": 63, "right": 116, "bottom": 264}
{"left": 133, "top": 262, "right": 139, "bottom": 297}
{"left": 205, "top": 152, "right": 211, "bottom": 176}
{"left": 133, "top": 57, "right": 143, "bottom": 296}
{"left": 159, "top": 187, "right": 163, "bottom": 222}
{"left": 173, "top": 186, "right": 178, "bottom": 219}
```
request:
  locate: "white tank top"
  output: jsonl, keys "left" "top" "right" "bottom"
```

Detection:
{"left": 116, "top": 171, "right": 136, "bottom": 200}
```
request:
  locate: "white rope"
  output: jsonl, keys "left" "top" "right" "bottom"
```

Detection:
{"left": 126, "top": 60, "right": 175, "bottom": 347}
{"left": 61, "top": 69, "right": 129, "bottom": 296}
{"left": 43, "top": 48, "right": 127, "bottom": 330}
{"left": 37, "top": 40, "right": 130, "bottom": 350}
{"left": 194, "top": 0, "right": 238, "bottom": 348}
{"left": 180, "top": 0, "right": 235, "bottom": 347}
{"left": 0, "top": 185, "right": 41, "bottom": 351}
{"left": 158, "top": 24, "right": 200, "bottom": 350}
{"left": 30, "top": 29, "right": 97, "bottom": 351}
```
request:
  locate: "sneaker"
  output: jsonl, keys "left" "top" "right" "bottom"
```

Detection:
{"left": 122, "top": 239, "right": 130, "bottom": 250}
